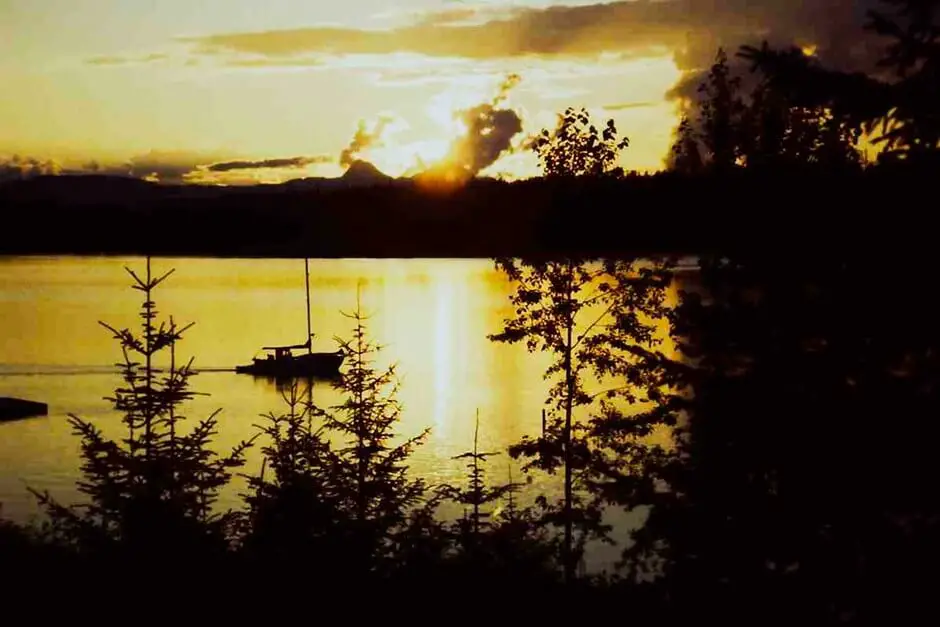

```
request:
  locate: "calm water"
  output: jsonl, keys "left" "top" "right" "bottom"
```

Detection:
{"left": 0, "top": 256, "right": 672, "bottom": 569}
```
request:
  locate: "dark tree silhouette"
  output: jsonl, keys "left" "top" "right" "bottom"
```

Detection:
{"left": 243, "top": 303, "right": 439, "bottom": 584}
{"left": 626, "top": 254, "right": 940, "bottom": 624}
{"left": 671, "top": 46, "right": 861, "bottom": 172}
{"left": 495, "top": 109, "right": 673, "bottom": 583}
{"left": 741, "top": 67, "right": 864, "bottom": 170}
{"left": 866, "top": 0, "right": 940, "bottom": 159}
{"left": 490, "top": 256, "right": 672, "bottom": 583}
{"left": 441, "top": 412, "right": 559, "bottom": 587}
{"left": 30, "top": 258, "right": 251, "bottom": 569}
{"left": 530, "top": 107, "right": 629, "bottom": 177}
{"left": 737, "top": 42, "right": 889, "bottom": 133}
{"left": 445, "top": 411, "right": 510, "bottom": 539}
{"left": 697, "top": 49, "right": 746, "bottom": 172}
{"left": 667, "top": 116, "right": 704, "bottom": 173}
{"left": 737, "top": 1, "right": 938, "bottom": 163}
{"left": 316, "top": 304, "right": 434, "bottom": 575}
{"left": 241, "top": 382, "right": 340, "bottom": 568}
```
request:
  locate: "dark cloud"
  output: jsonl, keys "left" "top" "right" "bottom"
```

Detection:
{"left": 2, "top": 151, "right": 332, "bottom": 186}
{"left": 77, "top": 160, "right": 135, "bottom": 177}
{"left": 180, "top": 2, "right": 688, "bottom": 60}
{"left": 207, "top": 156, "right": 332, "bottom": 172}
{"left": 429, "top": 74, "right": 525, "bottom": 180}
{"left": 340, "top": 117, "right": 392, "bottom": 168}
{"left": 125, "top": 151, "right": 212, "bottom": 183}
{"left": 82, "top": 150, "right": 232, "bottom": 184}
{"left": 179, "top": 1, "right": 870, "bottom": 63}
{"left": 182, "top": 1, "right": 889, "bottom": 101}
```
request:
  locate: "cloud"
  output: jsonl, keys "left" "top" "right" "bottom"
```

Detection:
{"left": 85, "top": 53, "right": 168, "bottom": 66}
{"left": 85, "top": 56, "right": 130, "bottom": 66}
{"left": 183, "top": 169, "right": 275, "bottom": 186}
{"left": 180, "top": 1, "right": 888, "bottom": 93}
{"left": 206, "top": 156, "right": 333, "bottom": 172}
{"left": 221, "top": 56, "right": 324, "bottom": 68}
{"left": 364, "top": 49, "right": 669, "bottom": 90}
{"left": 1, "top": 150, "right": 335, "bottom": 186}
{"left": 106, "top": 150, "right": 232, "bottom": 184}
{"left": 603, "top": 101, "right": 657, "bottom": 111}
{"left": 179, "top": 3, "right": 688, "bottom": 60}
{"left": 411, "top": 7, "right": 483, "bottom": 28}
{"left": 425, "top": 73, "right": 525, "bottom": 180}
{"left": 340, "top": 117, "right": 394, "bottom": 168}
{"left": 127, "top": 152, "right": 203, "bottom": 183}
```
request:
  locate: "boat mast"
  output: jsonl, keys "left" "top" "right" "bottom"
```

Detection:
{"left": 305, "top": 257, "right": 312, "bottom": 354}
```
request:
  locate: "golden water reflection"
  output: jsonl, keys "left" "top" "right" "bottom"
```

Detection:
{"left": 0, "top": 256, "right": 678, "bottom": 569}
{"left": 0, "top": 257, "right": 551, "bottom": 517}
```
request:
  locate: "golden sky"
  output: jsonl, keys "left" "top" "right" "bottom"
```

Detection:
{"left": 0, "top": 0, "right": 871, "bottom": 183}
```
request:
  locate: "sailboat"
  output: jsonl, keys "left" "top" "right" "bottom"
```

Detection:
{"left": 234, "top": 258, "right": 344, "bottom": 379}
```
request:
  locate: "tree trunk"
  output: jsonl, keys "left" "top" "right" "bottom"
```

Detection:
{"left": 563, "top": 261, "right": 575, "bottom": 584}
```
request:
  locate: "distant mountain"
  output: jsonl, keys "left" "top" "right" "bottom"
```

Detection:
{"left": 283, "top": 160, "right": 407, "bottom": 191}
{"left": 341, "top": 159, "right": 392, "bottom": 183}
{"left": 0, "top": 162, "right": 407, "bottom": 203}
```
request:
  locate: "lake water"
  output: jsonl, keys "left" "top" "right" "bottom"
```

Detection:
{"left": 0, "top": 255, "right": 675, "bottom": 570}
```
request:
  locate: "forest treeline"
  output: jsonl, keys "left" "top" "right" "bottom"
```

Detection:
{"left": 3, "top": 0, "right": 940, "bottom": 620}
{"left": 0, "top": 167, "right": 934, "bottom": 258}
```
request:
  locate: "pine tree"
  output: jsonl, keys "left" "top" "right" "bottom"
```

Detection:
{"left": 241, "top": 381, "right": 338, "bottom": 567}
{"left": 31, "top": 258, "right": 251, "bottom": 572}
{"left": 318, "top": 304, "right": 431, "bottom": 574}
{"left": 241, "top": 300, "right": 439, "bottom": 583}
{"left": 442, "top": 411, "right": 558, "bottom": 586}
{"left": 446, "top": 411, "right": 512, "bottom": 543}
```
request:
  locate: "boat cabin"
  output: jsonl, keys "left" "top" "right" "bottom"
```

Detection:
{"left": 259, "top": 340, "right": 311, "bottom": 361}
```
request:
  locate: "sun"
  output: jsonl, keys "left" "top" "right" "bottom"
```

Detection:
{"left": 425, "top": 92, "right": 470, "bottom": 139}
{"left": 370, "top": 138, "right": 449, "bottom": 177}
{"left": 359, "top": 79, "right": 516, "bottom": 181}
{"left": 368, "top": 95, "right": 473, "bottom": 177}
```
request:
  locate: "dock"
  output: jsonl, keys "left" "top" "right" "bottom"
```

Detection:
{"left": 0, "top": 397, "right": 49, "bottom": 422}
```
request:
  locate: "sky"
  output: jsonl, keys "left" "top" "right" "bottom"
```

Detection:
{"left": 0, "top": 0, "right": 886, "bottom": 183}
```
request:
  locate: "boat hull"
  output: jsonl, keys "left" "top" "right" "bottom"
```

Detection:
{"left": 235, "top": 351, "right": 344, "bottom": 379}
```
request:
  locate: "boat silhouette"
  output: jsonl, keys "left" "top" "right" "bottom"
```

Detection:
{"left": 235, "top": 258, "right": 344, "bottom": 379}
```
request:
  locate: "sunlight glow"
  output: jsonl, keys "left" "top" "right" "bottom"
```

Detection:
{"left": 369, "top": 82, "right": 501, "bottom": 180}
{"left": 372, "top": 138, "right": 452, "bottom": 176}
{"left": 433, "top": 277, "right": 455, "bottom": 430}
